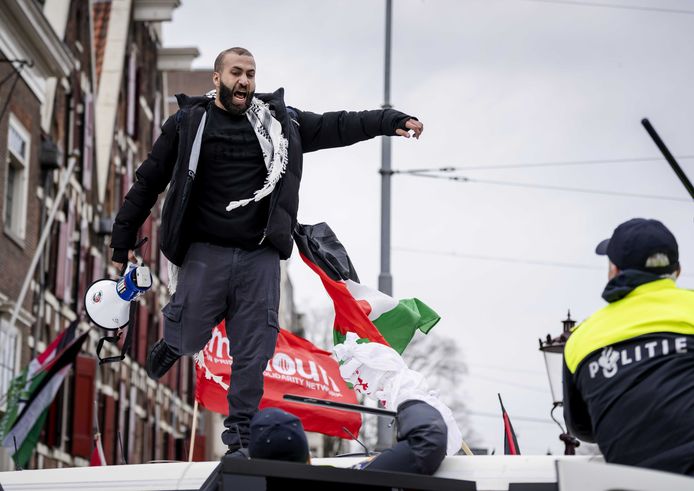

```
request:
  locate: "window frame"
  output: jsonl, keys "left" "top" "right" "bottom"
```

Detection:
{"left": 4, "top": 113, "right": 31, "bottom": 244}
{"left": 0, "top": 320, "right": 22, "bottom": 412}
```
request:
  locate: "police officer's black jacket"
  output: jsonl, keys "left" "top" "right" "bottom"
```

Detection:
{"left": 563, "top": 274, "right": 694, "bottom": 476}
{"left": 111, "top": 89, "right": 412, "bottom": 265}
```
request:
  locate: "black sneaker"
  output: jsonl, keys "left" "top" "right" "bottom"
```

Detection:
{"left": 225, "top": 447, "right": 250, "bottom": 459}
{"left": 145, "top": 339, "right": 180, "bottom": 380}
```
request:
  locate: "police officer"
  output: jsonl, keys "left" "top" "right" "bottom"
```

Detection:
{"left": 563, "top": 218, "right": 694, "bottom": 475}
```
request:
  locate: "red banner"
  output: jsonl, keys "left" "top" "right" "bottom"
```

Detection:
{"left": 195, "top": 322, "right": 361, "bottom": 438}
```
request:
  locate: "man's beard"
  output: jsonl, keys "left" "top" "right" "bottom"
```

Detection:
{"left": 218, "top": 82, "right": 253, "bottom": 115}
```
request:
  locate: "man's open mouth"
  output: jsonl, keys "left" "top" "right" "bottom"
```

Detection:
{"left": 233, "top": 90, "right": 247, "bottom": 103}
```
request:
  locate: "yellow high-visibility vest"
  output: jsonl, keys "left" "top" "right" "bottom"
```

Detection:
{"left": 564, "top": 279, "right": 694, "bottom": 374}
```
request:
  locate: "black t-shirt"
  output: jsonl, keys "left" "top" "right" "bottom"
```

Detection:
{"left": 187, "top": 104, "right": 270, "bottom": 249}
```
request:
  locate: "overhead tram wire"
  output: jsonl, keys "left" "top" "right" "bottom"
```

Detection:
{"left": 469, "top": 363, "right": 546, "bottom": 376}
{"left": 391, "top": 155, "right": 694, "bottom": 174}
{"left": 393, "top": 247, "right": 694, "bottom": 278}
{"left": 397, "top": 171, "right": 691, "bottom": 203}
{"left": 516, "top": 0, "right": 694, "bottom": 16}
{"left": 394, "top": 246, "right": 604, "bottom": 271}
{"left": 468, "top": 410, "right": 555, "bottom": 425}
{"left": 468, "top": 374, "right": 550, "bottom": 394}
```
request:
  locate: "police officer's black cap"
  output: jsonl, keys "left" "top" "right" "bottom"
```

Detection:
{"left": 595, "top": 218, "right": 679, "bottom": 274}
{"left": 248, "top": 408, "right": 309, "bottom": 462}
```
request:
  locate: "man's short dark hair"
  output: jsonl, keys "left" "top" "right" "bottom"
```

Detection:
{"left": 214, "top": 47, "right": 254, "bottom": 72}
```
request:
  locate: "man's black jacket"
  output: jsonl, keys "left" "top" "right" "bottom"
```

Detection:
{"left": 111, "top": 88, "right": 411, "bottom": 265}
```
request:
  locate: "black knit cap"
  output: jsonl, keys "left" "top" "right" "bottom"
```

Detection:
{"left": 595, "top": 218, "right": 679, "bottom": 274}
{"left": 248, "top": 408, "right": 309, "bottom": 462}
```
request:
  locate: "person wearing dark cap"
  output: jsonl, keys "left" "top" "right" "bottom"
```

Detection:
{"left": 247, "top": 408, "right": 310, "bottom": 463}
{"left": 245, "top": 403, "right": 448, "bottom": 475}
{"left": 562, "top": 218, "right": 694, "bottom": 476}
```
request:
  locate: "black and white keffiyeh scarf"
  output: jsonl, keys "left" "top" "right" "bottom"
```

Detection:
{"left": 168, "top": 93, "right": 288, "bottom": 293}
{"left": 225, "top": 96, "right": 289, "bottom": 211}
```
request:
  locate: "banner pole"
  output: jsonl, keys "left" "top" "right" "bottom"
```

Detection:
{"left": 284, "top": 394, "right": 475, "bottom": 456}
{"left": 459, "top": 439, "right": 474, "bottom": 456}
{"left": 283, "top": 394, "right": 396, "bottom": 417}
{"left": 188, "top": 399, "right": 199, "bottom": 462}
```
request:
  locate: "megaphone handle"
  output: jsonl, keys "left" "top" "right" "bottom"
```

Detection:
{"left": 132, "top": 237, "right": 149, "bottom": 268}
{"left": 119, "top": 237, "right": 149, "bottom": 276}
{"left": 133, "top": 236, "right": 149, "bottom": 264}
{"left": 133, "top": 237, "right": 148, "bottom": 251}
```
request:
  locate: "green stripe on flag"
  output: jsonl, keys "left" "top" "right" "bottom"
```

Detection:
{"left": 2, "top": 368, "right": 66, "bottom": 466}
{"left": 13, "top": 409, "right": 48, "bottom": 469}
{"left": 0, "top": 369, "right": 28, "bottom": 441}
{"left": 333, "top": 330, "right": 346, "bottom": 347}
{"left": 372, "top": 298, "right": 441, "bottom": 354}
{"left": 333, "top": 331, "right": 370, "bottom": 347}
{"left": 333, "top": 298, "right": 440, "bottom": 354}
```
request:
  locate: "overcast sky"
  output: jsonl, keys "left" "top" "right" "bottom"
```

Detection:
{"left": 163, "top": 0, "right": 694, "bottom": 455}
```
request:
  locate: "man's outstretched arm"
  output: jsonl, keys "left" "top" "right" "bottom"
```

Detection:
{"left": 111, "top": 114, "right": 179, "bottom": 267}
{"left": 292, "top": 107, "right": 422, "bottom": 153}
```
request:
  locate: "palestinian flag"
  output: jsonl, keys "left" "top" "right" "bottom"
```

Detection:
{"left": 294, "top": 223, "right": 440, "bottom": 354}
{"left": 498, "top": 393, "right": 521, "bottom": 455}
{"left": 0, "top": 321, "right": 80, "bottom": 441}
{"left": 0, "top": 321, "right": 88, "bottom": 468}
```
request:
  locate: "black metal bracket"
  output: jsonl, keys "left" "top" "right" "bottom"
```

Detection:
{"left": 96, "top": 330, "right": 126, "bottom": 365}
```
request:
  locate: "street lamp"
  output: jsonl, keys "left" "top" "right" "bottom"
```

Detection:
{"left": 539, "top": 311, "right": 580, "bottom": 455}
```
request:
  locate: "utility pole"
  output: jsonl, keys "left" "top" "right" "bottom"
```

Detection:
{"left": 379, "top": 0, "right": 393, "bottom": 304}
{"left": 376, "top": 0, "right": 394, "bottom": 450}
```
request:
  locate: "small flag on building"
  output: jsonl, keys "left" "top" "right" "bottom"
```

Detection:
{"left": 90, "top": 433, "right": 107, "bottom": 466}
{"left": 0, "top": 321, "right": 88, "bottom": 468}
{"left": 498, "top": 393, "right": 521, "bottom": 455}
{"left": 294, "top": 223, "right": 440, "bottom": 354}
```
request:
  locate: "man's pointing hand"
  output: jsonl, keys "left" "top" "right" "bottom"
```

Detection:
{"left": 396, "top": 118, "right": 424, "bottom": 139}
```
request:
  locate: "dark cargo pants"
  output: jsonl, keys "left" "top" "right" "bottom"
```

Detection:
{"left": 162, "top": 242, "right": 280, "bottom": 448}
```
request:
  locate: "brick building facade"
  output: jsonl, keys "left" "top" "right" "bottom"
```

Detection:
{"left": 1, "top": 0, "right": 303, "bottom": 471}
{"left": 0, "top": 0, "right": 210, "bottom": 470}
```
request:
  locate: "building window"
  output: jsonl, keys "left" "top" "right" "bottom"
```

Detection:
{"left": 4, "top": 114, "right": 30, "bottom": 242}
{"left": 0, "top": 321, "right": 21, "bottom": 412}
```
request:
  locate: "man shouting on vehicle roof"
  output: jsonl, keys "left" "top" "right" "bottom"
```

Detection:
{"left": 110, "top": 47, "right": 423, "bottom": 457}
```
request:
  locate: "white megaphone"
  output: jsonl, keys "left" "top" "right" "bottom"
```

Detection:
{"left": 85, "top": 263, "right": 153, "bottom": 331}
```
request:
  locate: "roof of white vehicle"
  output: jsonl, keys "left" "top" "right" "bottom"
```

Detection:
{"left": 0, "top": 455, "right": 602, "bottom": 491}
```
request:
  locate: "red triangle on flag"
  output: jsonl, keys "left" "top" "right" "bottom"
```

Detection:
{"left": 89, "top": 435, "right": 106, "bottom": 466}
